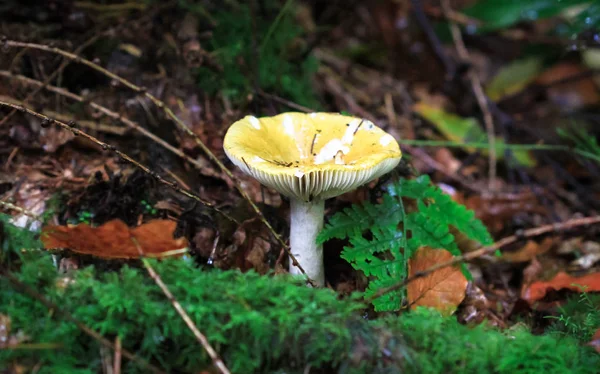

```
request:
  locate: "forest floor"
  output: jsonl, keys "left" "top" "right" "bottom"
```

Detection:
{"left": 0, "top": 1, "right": 599, "bottom": 373}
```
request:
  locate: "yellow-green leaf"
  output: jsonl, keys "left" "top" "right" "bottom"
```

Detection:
{"left": 486, "top": 57, "right": 543, "bottom": 101}
{"left": 414, "top": 103, "right": 537, "bottom": 167}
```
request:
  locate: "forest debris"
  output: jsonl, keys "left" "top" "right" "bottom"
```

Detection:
{"left": 407, "top": 246, "right": 468, "bottom": 316}
{"left": 456, "top": 283, "right": 490, "bottom": 325}
{"left": 522, "top": 257, "right": 544, "bottom": 286}
{"left": 223, "top": 218, "right": 272, "bottom": 274}
{"left": 521, "top": 271, "right": 600, "bottom": 304}
{"left": 464, "top": 193, "right": 545, "bottom": 234}
{"left": 433, "top": 148, "right": 461, "bottom": 174}
{"left": 0, "top": 314, "right": 9, "bottom": 348}
{"left": 557, "top": 238, "right": 600, "bottom": 269}
{"left": 41, "top": 219, "right": 188, "bottom": 259}
{"left": 535, "top": 63, "right": 600, "bottom": 109}
{"left": 0, "top": 314, "right": 29, "bottom": 348}
{"left": 10, "top": 182, "right": 47, "bottom": 231}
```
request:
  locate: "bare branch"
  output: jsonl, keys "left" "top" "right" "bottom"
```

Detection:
{"left": 368, "top": 215, "right": 600, "bottom": 303}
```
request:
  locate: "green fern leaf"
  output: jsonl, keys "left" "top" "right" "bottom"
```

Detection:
{"left": 405, "top": 211, "right": 457, "bottom": 254}
{"left": 340, "top": 226, "right": 402, "bottom": 264}
{"left": 417, "top": 189, "right": 493, "bottom": 245}
{"left": 365, "top": 270, "right": 404, "bottom": 311}
{"left": 320, "top": 175, "right": 493, "bottom": 312}
{"left": 387, "top": 174, "right": 434, "bottom": 200}
{"left": 317, "top": 194, "right": 402, "bottom": 244}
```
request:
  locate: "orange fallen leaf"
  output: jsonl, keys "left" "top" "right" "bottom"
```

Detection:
{"left": 42, "top": 219, "right": 188, "bottom": 259}
{"left": 407, "top": 246, "right": 468, "bottom": 316}
{"left": 521, "top": 271, "right": 600, "bottom": 304}
{"left": 501, "top": 237, "right": 554, "bottom": 263}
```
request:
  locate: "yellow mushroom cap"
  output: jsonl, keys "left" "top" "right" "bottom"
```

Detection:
{"left": 223, "top": 112, "right": 402, "bottom": 202}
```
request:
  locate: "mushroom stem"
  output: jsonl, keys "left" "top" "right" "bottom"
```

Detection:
{"left": 289, "top": 199, "right": 325, "bottom": 286}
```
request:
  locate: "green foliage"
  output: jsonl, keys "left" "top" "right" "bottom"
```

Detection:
{"left": 187, "top": 0, "right": 319, "bottom": 107}
{"left": 547, "top": 292, "right": 600, "bottom": 342}
{"left": 1, "top": 215, "right": 598, "bottom": 373}
{"left": 460, "top": 0, "right": 593, "bottom": 34}
{"left": 485, "top": 57, "right": 544, "bottom": 101}
{"left": 319, "top": 175, "right": 493, "bottom": 312}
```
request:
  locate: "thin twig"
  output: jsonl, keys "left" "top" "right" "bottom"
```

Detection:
{"left": 0, "top": 99, "right": 236, "bottom": 224}
{"left": 0, "top": 269, "right": 166, "bottom": 374}
{"left": 0, "top": 31, "right": 103, "bottom": 127}
{"left": 257, "top": 91, "right": 313, "bottom": 113}
{"left": 1, "top": 40, "right": 315, "bottom": 286}
{"left": 132, "top": 239, "right": 231, "bottom": 374}
{"left": 410, "top": 0, "right": 455, "bottom": 75}
{"left": 440, "top": 0, "right": 497, "bottom": 191}
{"left": 398, "top": 138, "right": 600, "bottom": 164}
{"left": 0, "top": 71, "right": 213, "bottom": 173}
{"left": 367, "top": 215, "right": 600, "bottom": 303}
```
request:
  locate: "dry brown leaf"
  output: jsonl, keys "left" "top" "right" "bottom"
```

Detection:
{"left": 42, "top": 219, "right": 188, "bottom": 259}
{"left": 407, "top": 246, "right": 468, "bottom": 316}
{"left": 521, "top": 271, "right": 600, "bottom": 304}
{"left": 536, "top": 63, "right": 600, "bottom": 108}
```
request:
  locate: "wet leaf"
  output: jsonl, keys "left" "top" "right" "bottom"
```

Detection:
{"left": 462, "top": 0, "right": 590, "bottom": 32}
{"left": 521, "top": 271, "right": 600, "bottom": 303}
{"left": 407, "top": 246, "right": 468, "bottom": 316}
{"left": 42, "top": 219, "right": 188, "bottom": 259}
{"left": 413, "top": 103, "right": 537, "bottom": 167}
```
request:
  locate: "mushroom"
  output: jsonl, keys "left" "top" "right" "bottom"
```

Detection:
{"left": 223, "top": 112, "right": 402, "bottom": 286}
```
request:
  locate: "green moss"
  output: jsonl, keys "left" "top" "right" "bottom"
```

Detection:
{"left": 190, "top": 1, "right": 319, "bottom": 108}
{"left": 388, "top": 308, "right": 599, "bottom": 373}
{"left": 1, "top": 215, "right": 598, "bottom": 373}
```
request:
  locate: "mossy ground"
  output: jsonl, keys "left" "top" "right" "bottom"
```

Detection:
{"left": 1, "top": 216, "right": 598, "bottom": 373}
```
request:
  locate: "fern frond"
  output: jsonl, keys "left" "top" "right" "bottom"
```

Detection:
{"left": 320, "top": 175, "right": 493, "bottom": 312}
{"left": 365, "top": 272, "right": 404, "bottom": 311}
{"left": 417, "top": 190, "right": 493, "bottom": 245}
{"left": 317, "top": 195, "right": 402, "bottom": 244}
{"left": 340, "top": 225, "right": 401, "bottom": 263}
{"left": 405, "top": 211, "right": 458, "bottom": 255}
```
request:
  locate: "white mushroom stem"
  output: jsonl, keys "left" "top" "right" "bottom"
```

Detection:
{"left": 289, "top": 199, "right": 325, "bottom": 286}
